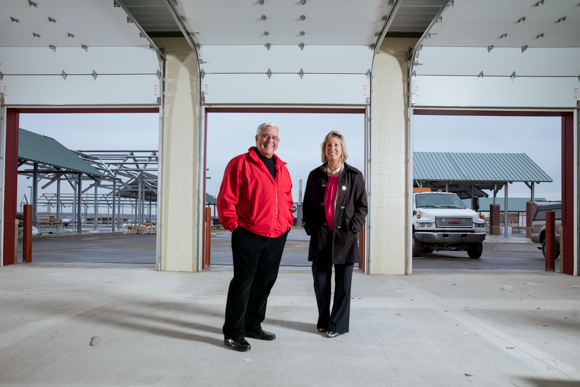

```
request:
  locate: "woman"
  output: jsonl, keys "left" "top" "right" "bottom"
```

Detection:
{"left": 302, "top": 131, "right": 368, "bottom": 338}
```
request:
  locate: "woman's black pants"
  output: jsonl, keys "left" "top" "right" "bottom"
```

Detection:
{"left": 223, "top": 226, "right": 288, "bottom": 340}
{"left": 312, "top": 261, "right": 354, "bottom": 333}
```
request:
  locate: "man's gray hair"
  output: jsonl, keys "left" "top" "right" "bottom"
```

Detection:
{"left": 256, "top": 122, "right": 279, "bottom": 136}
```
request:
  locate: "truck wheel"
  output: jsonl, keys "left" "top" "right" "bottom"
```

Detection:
{"left": 467, "top": 242, "right": 483, "bottom": 259}
{"left": 412, "top": 234, "right": 422, "bottom": 257}
{"left": 542, "top": 240, "right": 560, "bottom": 260}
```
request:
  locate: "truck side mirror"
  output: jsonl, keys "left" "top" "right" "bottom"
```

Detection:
{"left": 471, "top": 197, "right": 479, "bottom": 211}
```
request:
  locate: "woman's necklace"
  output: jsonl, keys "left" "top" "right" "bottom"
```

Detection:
{"left": 326, "top": 163, "right": 343, "bottom": 177}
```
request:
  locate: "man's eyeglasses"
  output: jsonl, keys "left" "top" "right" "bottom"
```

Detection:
{"left": 260, "top": 134, "right": 280, "bottom": 142}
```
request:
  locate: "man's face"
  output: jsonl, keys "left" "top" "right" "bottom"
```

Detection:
{"left": 255, "top": 125, "right": 279, "bottom": 159}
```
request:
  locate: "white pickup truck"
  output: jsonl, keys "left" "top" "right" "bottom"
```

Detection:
{"left": 412, "top": 190, "right": 486, "bottom": 258}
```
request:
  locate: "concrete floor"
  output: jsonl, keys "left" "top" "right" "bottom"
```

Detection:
{"left": 1, "top": 263, "right": 579, "bottom": 386}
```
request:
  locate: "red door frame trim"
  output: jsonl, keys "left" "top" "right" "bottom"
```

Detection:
{"left": 413, "top": 108, "right": 575, "bottom": 275}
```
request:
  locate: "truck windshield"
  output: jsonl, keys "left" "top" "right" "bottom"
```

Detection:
{"left": 416, "top": 194, "right": 466, "bottom": 209}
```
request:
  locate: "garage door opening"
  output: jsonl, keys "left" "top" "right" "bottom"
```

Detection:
{"left": 13, "top": 110, "right": 159, "bottom": 268}
{"left": 411, "top": 111, "right": 565, "bottom": 272}
{"left": 204, "top": 109, "right": 366, "bottom": 268}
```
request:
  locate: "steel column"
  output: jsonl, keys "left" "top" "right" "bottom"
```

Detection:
{"left": 56, "top": 175, "right": 61, "bottom": 230}
{"left": 93, "top": 183, "right": 98, "bottom": 230}
{"left": 32, "top": 163, "right": 38, "bottom": 227}
{"left": 77, "top": 174, "right": 82, "bottom": 234}
{"left": 112, "top": 179, "right": 116, "bottom": 232}
{"left": 504, "top": 184, "right": 509, "bottom": 237}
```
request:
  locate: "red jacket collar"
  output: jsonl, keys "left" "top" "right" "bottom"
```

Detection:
{"left": 248, "top": 146, "right": 286, "bottom": 167}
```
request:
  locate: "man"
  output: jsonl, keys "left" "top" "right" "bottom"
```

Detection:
{"left": 217, "top": 122, "right": 294, "bottom": 352}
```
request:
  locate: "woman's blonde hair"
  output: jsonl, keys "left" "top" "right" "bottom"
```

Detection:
{"left": 321, "top": 131, "right": 348, "bottom": 163}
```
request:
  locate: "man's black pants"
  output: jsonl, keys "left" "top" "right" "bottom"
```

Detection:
{"left": 223, "top": 226, "right": 288, "bottom": 340}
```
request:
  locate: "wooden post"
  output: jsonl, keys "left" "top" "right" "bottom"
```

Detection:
{"left": 202, "top": 207, "right": 211, "bottom": 269}
{"left": 358, "top": 226, "right": 365, "bottom": 271}
{"left": 545, "top": 211, "right": 555, "bottom": 272}
{"left": 23, "top": 205, "right": 32, "bottom": 263}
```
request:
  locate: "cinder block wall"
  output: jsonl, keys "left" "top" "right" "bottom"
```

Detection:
{"left": 369, "top": 38, "right": 418, "bottom": 275}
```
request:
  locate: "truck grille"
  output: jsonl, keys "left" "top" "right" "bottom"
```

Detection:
{"left": 435, "top": 217, "right": 472, "bottom": 228}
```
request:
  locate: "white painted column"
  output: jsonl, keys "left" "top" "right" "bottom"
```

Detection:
{"left": 153, "top": 37, "right": 200, "bottom": 272}
{"left": 369, "top": 38, "right": 418, "bottom": 275}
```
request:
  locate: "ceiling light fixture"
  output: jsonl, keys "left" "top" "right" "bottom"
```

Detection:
{"left": 67, "top": 33, "right": 75, "bottom": 38}
{"left": 487, "top": 45, "right": 494, "bottom": 52}
{"left": 92, "top": 70, "right": 98, "bottom": 80}
{"left": 500, "top": 33, "right": 508, "bottom": 39}
{"left": 33, "top": 33, "right": 40, "bottom": 38}
{"left": 299, "top": 43, "right": 304, "bottom": 50}
{"left": 388, "top": 0, "right": 395, "bottom": 5}
{"left": 49, "top": 44, "right": 56, "bottom": 52}
{"left": 521, "top": 45, "right": 528, "bottom": 53}
{"left": 261, "top": 15, "right": 267, "bottom": 20}
{"left": 436, "top": 16, "right": 443, "bottom": 23}
{"left": 516, "top": 17, "right": 526, "bottom": 23}
{"left": 61, "top": 70, "right": 67, "bottom": 80}
{"left": 300, "top": 0, "right": 306, "bottom": 4}
{"left": 535, "top": 33, "right": 544, "bottom": 39}
{"left": 532, "top": 0, "right": 544, "bottom": 6}
{"left": 510, "top": 71, "right": 516, "bottom": 82}
{"left": 556, "top": 16, "right": 566, "bottom": 23}
{"left": 264, "top": 31, "right": 269, "bottom": 36}
{"left": 300, "top": 15, "right": 306, "bottom": 21}
{"left": 48, "top": 17, "right": 57, "bottom": 23}
{"left": 114, "top": 1, "right": 120, "bottom": 7}
{"left": 369, "top": 43, "right": 376, "bottom": 49}
{"left": 82, "top": 45, "right": 88, "bottom": 51}
{"left": 28, "top": 1, "right": 38, "bottom": 7}
{"left": 299, "top": 69, "right": 304, "bottom": 79}
{"left": 478, "top": 71, "right": 483, "bottom": 80}
{"left": 265, "top": 43, "right": 271, "bottom": 50}
{"left": 267, "top": 68, "right": 272, "bottom": 78}
{"left": 10, "top": 17, "right": 19, "bottom": 23}
{"left": 0, "top": 72, "right": 3, "bottom": 80}
{"left": 127, "top": 17, "right": 134, "bottom": 23}
{"left": 258, "top": 0, "right": 264, "bottom": 4}
{"left": 300, "top": 31, "right": 305, "bottom": 36}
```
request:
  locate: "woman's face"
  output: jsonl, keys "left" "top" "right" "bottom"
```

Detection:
{"left": 325, "top": 137, "right": 342, "bottom": 164}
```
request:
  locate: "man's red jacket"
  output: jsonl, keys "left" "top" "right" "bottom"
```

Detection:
{"left": 217, "top": 147, "right": 294, "bottom": 238}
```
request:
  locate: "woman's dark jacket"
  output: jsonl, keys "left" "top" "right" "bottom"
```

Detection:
{"left": 303, "top": 163, "right": 368, "bottom": 264}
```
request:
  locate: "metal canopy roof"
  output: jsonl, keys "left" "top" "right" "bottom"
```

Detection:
{"left": 414, "top": 152, "right": 552, "bottom": 199}
{"left": 18, "top": 128, "right": 104, "bottom": 177}
{"left": 462, "top": 197, "right": 548, "bottom": 212}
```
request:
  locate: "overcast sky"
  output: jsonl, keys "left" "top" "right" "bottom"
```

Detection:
{"left": 18, "top": 112, "right": 561, "bottom": 212}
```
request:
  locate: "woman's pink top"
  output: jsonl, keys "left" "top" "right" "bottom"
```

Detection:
{"left": 324, "top": 176, "right": 339, "bottom": 231}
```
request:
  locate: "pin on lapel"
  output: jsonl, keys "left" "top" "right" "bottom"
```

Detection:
{"left": 342, "top": 186, "right": 347, "bottom": 190}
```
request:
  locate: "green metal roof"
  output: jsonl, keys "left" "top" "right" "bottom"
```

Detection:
{"left": 19, "top": 129, "right": 104, "bottom": 177}
{"left": 206, "top": 193, "right": 217, "bottom": 205}
{"left": 462, "top": 197, "right": 548, "bottom": 212}
{"left": 414, "top": 152, "right": 552, "bottom": 183}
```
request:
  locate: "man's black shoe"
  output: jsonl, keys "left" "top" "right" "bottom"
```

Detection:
{"left": 245, "top": 329, "right": 276, "bottom": 341}
{"left": 224, "top": 337, "right": 251, "bottom": 352}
